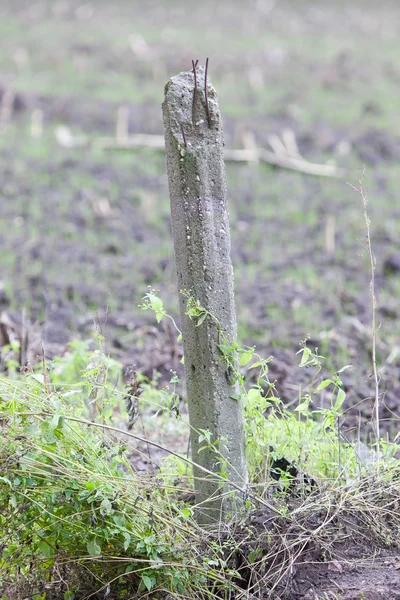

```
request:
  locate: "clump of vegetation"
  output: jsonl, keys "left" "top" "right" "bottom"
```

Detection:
{"left": 0, "top": 350, "right": 224, "bottom": 599}
{"left": 1, "top": 304, "right": 399, "bottom": 598}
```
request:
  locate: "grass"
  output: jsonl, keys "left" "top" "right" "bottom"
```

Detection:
{"left": 1, "top": 329, "right": 399, "bottom": 599}
{"left": 1, "top": 1, "right": 399, "bottom": 353}
{"left": 0, "top": 2, "right": 399, "bottom": 129}
{"left": 1, "top": 1, "right": 400, "bottom": 595}
{"left": 2, "top": 114, "right": 398, "bottom": 415}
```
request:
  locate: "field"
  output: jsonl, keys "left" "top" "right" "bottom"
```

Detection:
{"left": 1, "top": 1, "right": 400, "bottom": 598}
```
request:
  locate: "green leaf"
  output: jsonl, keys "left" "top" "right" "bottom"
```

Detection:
{"left": 84, "top": 481, "right": 96, "bottom": 491}
{"left": 229, "top": 393, "right": 242, "bottom": 401}
{"left": 323, "top": 413, "right": 335, "bottom": 429}
{"left": 100, "top": 497, "right": 112, "bottom": 515}
{"left": 87, "top": 538, "right": 101, "bottom": 556}
{"left": 181, "top": 507, "right": 192, "bottom": 519}
{"left": 198, "top": 429, "right": 211, "bottom": 444}
{"left": 0, "top": 476, "right": 12, "bottom": 487}
{"left": 113, "top": 514, "right": 126, "bottom": 528}
{"left": 50, "top": 413, "right": 64, "bottom": 432}
{"left": 247, "top": 388, "right": 263, "bottom": 401}
{"left": 239, "top": 351, "right": 253, "bottom": 367}
{"left": 316, "top": 379, "right": 333, "bottom": 392}
{"left": 217, "top": 344, "right": 235, "bottom": 355}
{"left": 148, "top": 293, "right": 163, "bottom": 312}
{"left": 196, "top": 312, "right": 208, "bottom": 327}
{"left": 155, "top": 311, "right": 164, "bottom": 323}
{"left": 40, "top": 421, "right": 58, "bottom": 444}
{"left": 123, "top": 532, "right": 131, "bottom": 551}
{"left": 141, "top": 575, "right": 156, "bottom": 591}
{"left": 39, "top": 539, "right": 54, "bottom": 558}
{"left": 299, "top": 348, "right": 311, "bottom": 367}
{"left": 334, "top": 388, "right": 346, "bottom": 410}
{"left": 248, "top": 360, "right": 266, "bottom": 370}
{"left": 294, "top": 401, "right": 310, "bottom": 413}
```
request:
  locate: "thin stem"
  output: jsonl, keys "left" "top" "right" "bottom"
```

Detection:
{"left": 348, "top": 173, "right": 380, "bottom": 471}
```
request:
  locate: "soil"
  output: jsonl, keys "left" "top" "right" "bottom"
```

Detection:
{"left": 231, "top": 485, "right": 400, "bottom": 599}
{"left": 1, "top": 0, "right": 400, "bottom": 597}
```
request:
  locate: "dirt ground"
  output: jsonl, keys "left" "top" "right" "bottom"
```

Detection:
{"left": 240, "top": 493, "right": 400, "bottom": 600}
{"left": 1, "top": 0, "right": 400, "bottom": 597}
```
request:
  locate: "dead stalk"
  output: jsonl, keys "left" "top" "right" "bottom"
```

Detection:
{"left": 348, "top": 173, "right": 380, "bottom": 470}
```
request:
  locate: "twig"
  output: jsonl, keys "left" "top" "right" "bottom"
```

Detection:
{"left": 282, "top": 128, "right": 301, "bottom": 157}
{"left": 347, "top": 171, "right": 380, "bottom": 471}
{"left": 225, "top": 147, "right": 344, "bottom": 178}
{"left": 54, "top": 127, "right": 345, "bottom": 178}
{"left": 267, "top": 133, "right": 289, "bottom": 156}
{"left": 241, "top": 130, "right": 259, "bottom": 164}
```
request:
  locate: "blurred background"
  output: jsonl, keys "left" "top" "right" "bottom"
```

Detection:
{"left": 1, "top": 0, "right": 399, "bottom": 432}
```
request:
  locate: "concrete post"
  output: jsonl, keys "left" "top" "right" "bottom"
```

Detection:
{"left": 162, "top": 64, "right": 248, "bottom": 523}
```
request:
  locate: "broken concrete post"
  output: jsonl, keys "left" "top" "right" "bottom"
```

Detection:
{"left": 162, "top": 64, "right": 248, "bottom": 523}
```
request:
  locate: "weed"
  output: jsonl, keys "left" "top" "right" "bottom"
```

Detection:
{"left": 0, "top": 355, "right": 236, "bottom": 599}
{"left": 141, "top": 290, "right": 398, "bottom": 488}
{"left": 0, "top": 279, "right": 399, "bottom": 598}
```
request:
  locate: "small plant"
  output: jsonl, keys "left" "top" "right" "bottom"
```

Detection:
{"left": 139, "top": 287, "right": 182, "bottom": 339}
{"left": 1, "top": 273, "right": 399, "bottom": 598}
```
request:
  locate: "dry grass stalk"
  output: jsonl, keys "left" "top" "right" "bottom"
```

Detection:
{"left": 348, "top": 173, "right": 380, "bottom": 469}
